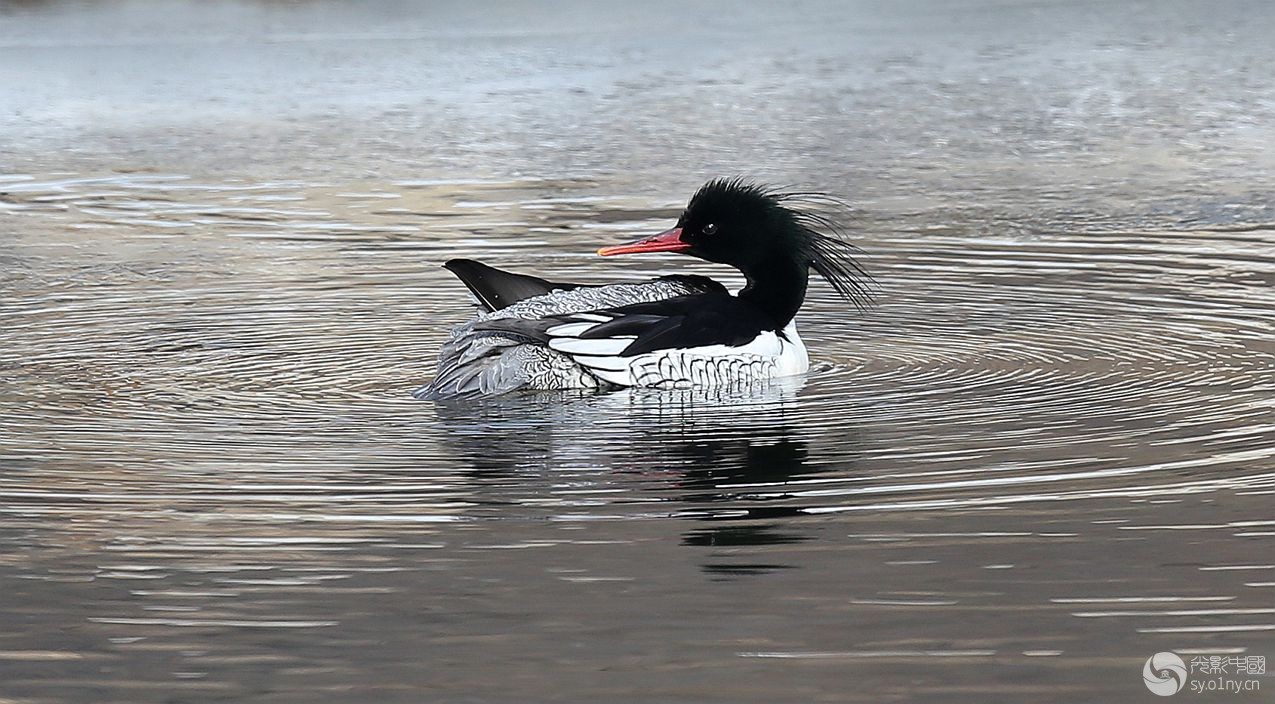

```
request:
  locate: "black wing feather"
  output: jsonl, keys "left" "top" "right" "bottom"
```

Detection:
{"left": 605, "top": 295, "right": 773, "bottom": 356}
{"left": 576, "top": 314, "right": 668, "bottom": 339}
{"left": 472, "top": 294, "right": 772, "bottom": 358}
{"left": 469, "top": 316, "right": 558, "bottom": 343}
{"left": 443, "top": 259, "right": 582, "bottom": 312}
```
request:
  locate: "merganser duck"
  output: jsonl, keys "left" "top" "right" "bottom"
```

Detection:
{"left": 415, "top": 178, "right": 873, "bottom": 400}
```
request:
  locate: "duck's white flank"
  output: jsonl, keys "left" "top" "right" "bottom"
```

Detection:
{"left": 546, "top": 319, "right": 809, "bottom": 389}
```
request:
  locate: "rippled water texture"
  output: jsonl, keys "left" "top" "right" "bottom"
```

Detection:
{"left": 3, "top": 1, "right": 1275, "bottom": 702}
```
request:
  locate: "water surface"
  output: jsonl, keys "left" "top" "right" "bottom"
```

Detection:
{"left": 2, "top": 1, "right": 1274, "bottom": 701}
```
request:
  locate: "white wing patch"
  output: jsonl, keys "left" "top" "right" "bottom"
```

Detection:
{"left": 544, "top": 321, "right": 595, "bottom": 337}
{"left": 548, "top": 336, "right": 636, "bottom": 356}
{"left": 568, "top": 354, "right": 632, "bottom": 372}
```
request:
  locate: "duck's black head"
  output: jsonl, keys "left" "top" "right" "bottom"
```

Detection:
{"left": 600, "top": 178, "right": 874, "bottom": 323}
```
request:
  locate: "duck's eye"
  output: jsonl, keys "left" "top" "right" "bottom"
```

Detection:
{"left": 701, "top": 223, "right": 718, "bottom": 236}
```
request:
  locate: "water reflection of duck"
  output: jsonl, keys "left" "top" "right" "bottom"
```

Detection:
{"left": 432, "top": 381, "right": 855, "bottom": 574}
{"left": 430, "top": 380, "right": 840, "bottom": 518}
{"left": 417, "top": 179, "right": 874, "bottom": 399}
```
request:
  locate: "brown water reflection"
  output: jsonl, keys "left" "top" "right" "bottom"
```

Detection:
{"left": 3, "top": 0, "right": 1275, "bottom": 702}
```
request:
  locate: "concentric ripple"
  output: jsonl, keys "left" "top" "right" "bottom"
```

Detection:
{"left": 3, "top": 174, "right": 1272, "bottom": 521}
{"left": 2, "top": 173, "right": 1274, "bottom": 700}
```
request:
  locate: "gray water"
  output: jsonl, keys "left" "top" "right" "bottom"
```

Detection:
{"left": 2, "top": 1, "right": 1274, "bottom": 702}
